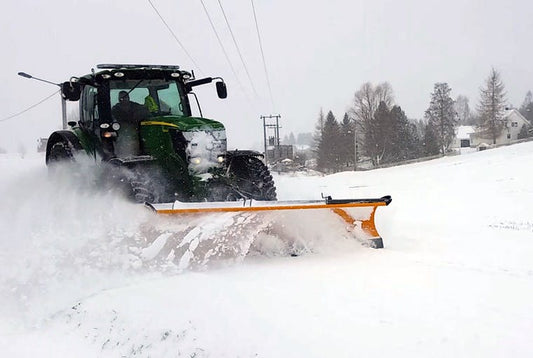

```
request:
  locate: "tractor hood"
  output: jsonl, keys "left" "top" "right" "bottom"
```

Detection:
{"left": 140, "top": 115, "right": 228, "bottom": 177}
{"left": 141, "top": 115, "right": 225, "bottom": 132}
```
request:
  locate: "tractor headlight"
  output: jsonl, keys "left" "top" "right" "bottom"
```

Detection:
{"left": 112, "top": 122, "right": 121, "bottom": 131}
{"left": 191, "top": 157, "right": 202, "bottom": 165}
{"left": 100, "top": 123, "right": 110, "bottom": 129}
{"left": 217, "top": 156, "right": 225, "bottom": 163}
{"left": 102, "top": 131, "right": 117, "bottom": 138}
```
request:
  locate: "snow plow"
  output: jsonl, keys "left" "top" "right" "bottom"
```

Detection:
{"left": 19, "top": 64, "right": 392, "bottom": 252}
{"left": 148, "top": 195, "right": 392, "bottom": 248}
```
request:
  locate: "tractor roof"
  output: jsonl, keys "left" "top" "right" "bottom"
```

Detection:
{"left": 96, "top": 64, "right": 181, "bottom": 71}
{"left": 76, "top": 64, "right": 194, "bottom": 85}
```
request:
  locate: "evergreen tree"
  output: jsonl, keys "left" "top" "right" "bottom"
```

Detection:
{"left": 477, "top": 68, "right": 507, "bottom": 144}
{"left": 288, "top": 132, "right": 296, "bottom": 145}
{"left": 424, "top": 82, "right": 458, "bottom": 154}
{"left": 312, "top": 108, "right": 326, "bottom": 153}
{"left": 386, "top": 106, "right": 420, "bottom": 163}
{"left": 518, "top": 124, "right": 530, "bottom": 139}
{"left": 339, "top": 113, "right": 355, "bottom": 168}
{"left": 423, "top": 122, "right": 441, "bottom": 156}
{"left": 316, "top": 111, "right": 341, "bottom": 172}
{"left": 365, "top": 101, "right": 391, "bottom": 165}
{"left": 519, "top": 90, "right": 533, "bottom": 124}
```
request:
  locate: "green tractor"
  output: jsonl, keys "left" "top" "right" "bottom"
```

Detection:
{"left": 21, "top": 64, "right": 276, "bottom": 203}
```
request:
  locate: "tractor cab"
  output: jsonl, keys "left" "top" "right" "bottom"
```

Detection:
{"left": 61, "top": 64, "right": 228, "bottom": 163}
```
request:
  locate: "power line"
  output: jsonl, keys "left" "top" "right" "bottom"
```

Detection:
{"left": 0, "top": 90, "right": 60, "bottom": 123}
{"left": 217, "top": 0, "right": 258, "bottom": 97}
{"left": 251, "top": 0, "right": 275, "bottom": 111}
{"left": 147, "top": 0, "right": 202, "bottom": 73}
{"left": 200, "top": 0, "right": 249, "bottom": 99}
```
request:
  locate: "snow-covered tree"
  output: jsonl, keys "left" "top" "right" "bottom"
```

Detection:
{"left": 519, "top": 90, "right": 533, "bottom": 124}
{"left": 518, "top": 124, "right": 530, "bottom": 139}
{"left": 423, "top": 122, "right": 441, "bottom": 156}
{"left": 338, "top": 113, "right": 355, "bottom": 168}
{"left": 477, "top": 68, "right": 507, "bottom": 144}
{"left": 454, "top": 95, "right": 473, "bottom": 125}
{"left": 350, "top": 82, "right": 394, "bottom": 165}
{"left": 424, "top": 82, "right": 458, "bottom": 154}
{"left": 312, "top": 108, "right": 326, "bottom": 152}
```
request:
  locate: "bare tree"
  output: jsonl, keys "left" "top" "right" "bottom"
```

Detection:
{"left": 477, "top": 68, "right": 507, "bottom": 144}
{"left": 454, "top": 95, "right": 473, "bottom": 125}
{"left": 350, "top": 82, "right": 394, "bottom": 164}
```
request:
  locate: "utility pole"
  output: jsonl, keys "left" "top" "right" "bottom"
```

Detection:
{"left": 261, "top": 114, "right": 281, "bottom": 165}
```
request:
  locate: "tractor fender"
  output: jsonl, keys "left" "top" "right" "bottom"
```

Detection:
{"left": 46, "top": 130, "right": 83, "bottom": 164}
{"left": 224, "top": 149, "right": 264, "bottom": 160}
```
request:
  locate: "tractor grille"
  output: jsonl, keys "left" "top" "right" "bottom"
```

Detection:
{"left": 171, "top": 129, "right": 227, "bottom": 175}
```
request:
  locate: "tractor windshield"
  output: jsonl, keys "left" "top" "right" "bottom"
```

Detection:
{"left": 109, "top": 79, "right": 188, "bottom": 117}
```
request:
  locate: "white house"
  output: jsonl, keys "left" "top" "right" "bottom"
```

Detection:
{"left": 470, "top": 109, "right": 531, "bottom": 147}
{"left": 452, "top": 125, "right": 475, "bottom": 149}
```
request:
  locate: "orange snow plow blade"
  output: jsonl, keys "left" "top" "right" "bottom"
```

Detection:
{"left": 147, "top": 195, "right": 392, "bottom": 249}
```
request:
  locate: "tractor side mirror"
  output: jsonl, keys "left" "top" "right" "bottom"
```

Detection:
{"left": 61, "top": 81, "right": 81, "bottom": 101}
{"left": 216, "top": 81, "right": 227, "bottom": 99}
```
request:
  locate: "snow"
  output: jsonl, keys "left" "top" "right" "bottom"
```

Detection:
{"left": 1, "top": 143, "right": 533, "bottom": 357}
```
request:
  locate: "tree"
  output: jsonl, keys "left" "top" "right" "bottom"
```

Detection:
{"left": 477, "top": 68, "right": 507, "bottom": 144}
{"left": 316, "top": 111, "right": 341, "bottom": 172}
{"left": 454, "top": 95, "right": 473, "bottom": 125}
{"left": 312, "top": 108, "right": 326, "bottom": 152}
{"left": 518, "top": 124, "right": 530, "bottom": 139}
{"left": 423, "top": 122, "right": 441, "bottom": 156}
{"left": 350, "top": 82, "right": 394, "bottom": 165}
{"left": 338, "top": 113, "right": 355, "bottom": 168}
{"left": 519, "top": 90, "right": 533, "bottom": 124}
{"left": 387, "top": 106, "right": 420, "bottom": 162}
{"left": 424, "top": 83, "right": 458, "bottom": 154}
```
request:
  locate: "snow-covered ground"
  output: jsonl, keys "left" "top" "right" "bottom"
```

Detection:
{"left": 0, "top": 143, "right": 532, "bottom": 357}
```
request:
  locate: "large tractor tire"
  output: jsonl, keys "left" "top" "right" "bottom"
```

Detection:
{"left": 229, "top": 156, "right": 277, "bottom": 201}
{"left": 47, "top": 141, "right": 74, "bottom": 165}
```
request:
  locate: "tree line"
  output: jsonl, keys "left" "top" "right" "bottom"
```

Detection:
{"left": 313, "top": 68, "right": 532, "bottom": 173}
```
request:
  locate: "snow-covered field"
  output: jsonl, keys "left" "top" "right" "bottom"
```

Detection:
{"left": 1, "top": 143, "right": 532, "bottom": 357}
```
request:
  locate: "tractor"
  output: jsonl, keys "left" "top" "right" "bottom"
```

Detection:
{"left": 24, "top": 64, "right": 276, "bottom": 203}
{"left": 19, "top": 64, "right": 392, "bottom": 249}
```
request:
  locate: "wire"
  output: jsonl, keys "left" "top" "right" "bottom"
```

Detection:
{"left": 147, "top": 0, "right": 202, "bottom": 73}
{"left": 251, "top": 0, "right": 275, "bottom": 111}
{"left": 217, "top": 0, "right": 258, "bottom": 97}
{"left": 0, "top": 90, "right": 60, "bottom": 123}
{"left": 199, "top": 0, "right": 248, "bottom": 97}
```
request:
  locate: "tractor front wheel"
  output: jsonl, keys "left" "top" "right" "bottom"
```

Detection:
{"left": 47, "top": 141, "right": 75, "bottom": 169}
{"left": 228, "top": 156, "right": 277, "bottom": 201}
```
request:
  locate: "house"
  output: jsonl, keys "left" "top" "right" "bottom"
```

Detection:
{"left": 452, "top": 125, "right": 475, "bottom": 149}
{"left": 470, "top": 109, "right": 531, "bottom": 147}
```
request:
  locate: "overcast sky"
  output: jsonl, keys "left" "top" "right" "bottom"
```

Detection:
{"left": 1, "top": 0, "right": 532, "bottom": 152}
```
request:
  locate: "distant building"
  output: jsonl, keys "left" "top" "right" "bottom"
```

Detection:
{"left": 266, "top": 144, "right": 293, "bottom": 163}
{"left": 470, "top": 109, "right": 531, "bottom": 148}
{"left": 37, "top": 138, "right": 48, "bottom": 152}
{"left": 453, "top": 125, "right": 475, "bottom": 149}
